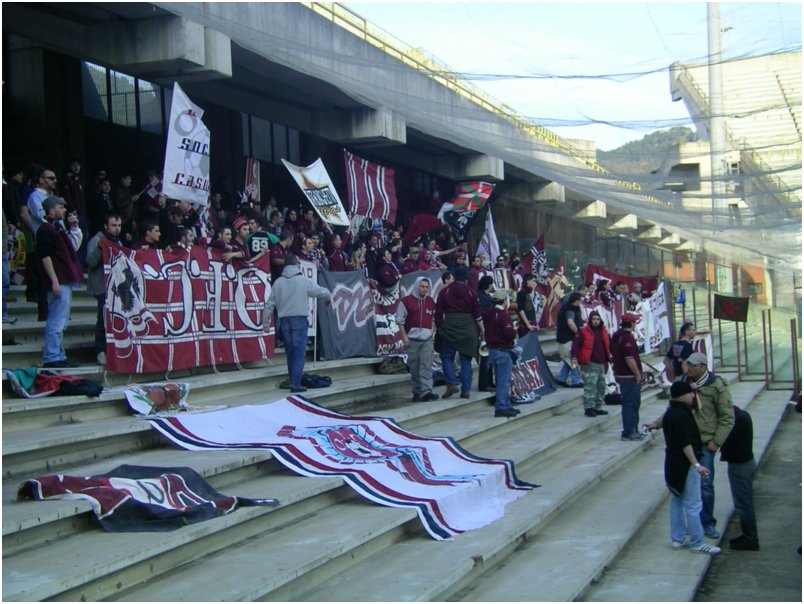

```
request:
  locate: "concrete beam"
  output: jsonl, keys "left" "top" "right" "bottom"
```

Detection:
{"left": 675, "top": 239, "right": 702, "bottom": 252}
{"left": 637, "top": 225, "right": 663, "bottom": 241}
{"left": 659, "top": 233, "right": 682, "bottom": 247}
{"left": 507, "top": 182, "right": 565, "bottom": 205}
{"left": 573, "top": 200, "right": 607, "bottom": 220}
{"left": 609, "top": 213, "right": 639, "bottom": 230}
{"left": 313, "top": 107, "right": 406, "bottom": 146}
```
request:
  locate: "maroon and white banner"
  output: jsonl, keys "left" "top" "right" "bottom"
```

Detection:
{"left": 370, "top": 279, "right": 405, "bottom": 356}
{"left": 584, "top": 264, "right": 658, "bottom": 294}
{"left": 101, "top": 240, "right": 273, "bottom": 373}
{"left": 162, "top": 82, "right": 210, "bottom": 206}
{"left": 344, "top": 150, "right": 398, "bottom": 223}
{"left": 245, "top": 157, "right": 261, "bottom": 203}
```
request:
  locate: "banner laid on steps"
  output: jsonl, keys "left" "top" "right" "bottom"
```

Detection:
{"left": 101, "top": 240, "right": 274, "bottom": 373}
{"left": 148, "top": 396, "right": 536, "bottom": 539}
{"left": 512, "top": 331, "right": 558, "bottom": 398}
{"left": 18, "top": 465, "right": 278, "bottom": 532}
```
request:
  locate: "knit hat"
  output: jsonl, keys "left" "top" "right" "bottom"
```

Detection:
{"left": 670, "top": 381, "right": 693, "bottom": 398}
{"left": 232, "top": 217, "right": 248, "bottom": 231}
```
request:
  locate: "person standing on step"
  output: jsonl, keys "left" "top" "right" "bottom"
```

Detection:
{"left": 570, "top": 310, "right": 611, "bottom": 418}
{"left": 555, "top": 292, "right": 584, "bottom": 387}
{"left": 611, "top": 312, "right": 645, "bottom": 441}
{"left": 720, "top": 404, "right": 759, "bottom": 551}
{"left": 483, "top": 289, "right": 520, "bottom": 418}
{"left": 435, "top": 266, "right": 484, "bottom": 399}
{"left": 397, "top": 276, "right": 439, "bottom": 403}
{"left": 477, "top": 276, "right": 496, "bottom": 393}
{"left": 662, "top": 381, "right": 721, "bottom": 556}
{"left": 85, "top": 212, "right": 122, "bottom": 366}
{"left": 262, "top": 254, "right": 331, "bottom": 393}
{"left": 36, "top": 196, "right": 83, "bottom": 368}
{"left": 515, "top": 273, "right": 540, "bottom": 338}
{"left": 664, "top": 322, "right": 696, "bottom": 382}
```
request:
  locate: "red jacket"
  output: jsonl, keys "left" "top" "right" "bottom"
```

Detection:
{"left": 571, "top": 324, "right": 610, "bottom": 364}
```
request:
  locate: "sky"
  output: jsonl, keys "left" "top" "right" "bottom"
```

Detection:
{"left": 343, "top": 2, "right": 802, "bottom": 150}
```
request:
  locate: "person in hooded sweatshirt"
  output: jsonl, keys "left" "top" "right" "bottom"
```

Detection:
{"left": 396, "top": 276, "right": 439, "bottom": 402}
{"left": 570, "top": 310, "right": 611, "bottom": 418}
{"left": 262, "top": 254, "right": 332, "bottom": 393}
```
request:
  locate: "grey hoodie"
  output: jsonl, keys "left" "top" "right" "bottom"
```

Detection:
{"left": 395, "top": 276, "right": 435, "bottom": 341}
{"left": 262, "top": 264, "right": 332, "bottom": 325}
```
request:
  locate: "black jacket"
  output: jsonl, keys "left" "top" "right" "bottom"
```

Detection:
{"left": 662, "top": 399, "right": 703, "bottom": 496}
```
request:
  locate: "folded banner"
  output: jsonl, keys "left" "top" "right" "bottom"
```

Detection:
{"left": 713, "top": 293, "right": 749, "bottom": 322}
{"left": 370, "top": 279, "right": 405, "bottom": 356}
{"left": 511, "top": 331, "right": 557, "bottom": 398}
{"left": 124, "top": 383, "right": 193, "bottom": 415}
{"left": 148, "top": 396, "right": 535, "bottom": 539}
{"left": 101, "top": 239, "right": 273, "bottom": 373}
{"left": 344, "top": 150, "right": 398, "bottom": 223}
{"left": 19, "top": 465, "right": 278, "bottom": 532}
{"left": 475, "top": 206, "right": 500, "bottom": 268}
{"left": 162, "top": 82, "right": 210, "bottom": 206}
{"left": 245, "top": 157, "right": 261, "bottom": 203}
{"left": 282, "top": 158, "right": 350, "bottom": 226}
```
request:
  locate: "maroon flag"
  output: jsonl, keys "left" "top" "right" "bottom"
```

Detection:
{"left": 521, "top": 236, "right": 548, "bottom": 285}
{"left": 101, "top": 240, "right": 274, "bottom": 373}
{"left": 584, "top": 264, "right": 658, "bottom": 294}
{"left": 713, "top": 294, "right": 749, "bottom": 322}
{"left": 344, "top": 150, "right": 398, "bottom": 222}
{"left": 245, "top": 157, "right": 261, "bottom": 203}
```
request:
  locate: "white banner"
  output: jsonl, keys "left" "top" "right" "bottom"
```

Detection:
{"left": 476, "top": 206, "right": 500, "bottom": 266}
{"left": 162, "top": 82, "right": 210, "bottom": 206}
{"left": 281, "top": 158, "right": 349, "bottom": 226}
{"left": 639, "top": 281, "right": 671, "bottom": 353}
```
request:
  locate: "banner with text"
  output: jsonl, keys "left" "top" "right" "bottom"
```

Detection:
{"left": 162, "top": 82, "right": 210, "bottom": 205}
{"left": 282, "top": 158, "right": 350, "bottom": 226}
{"left": 101, "top": 240, "right": 273, "bottom": 373}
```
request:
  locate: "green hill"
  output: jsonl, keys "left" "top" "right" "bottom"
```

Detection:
{"left": 598, "top": 126, "right": 698, "bottom": 176}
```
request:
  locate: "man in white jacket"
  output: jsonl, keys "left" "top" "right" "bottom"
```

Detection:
{"left": 263, "top": 254, "right": 332, "bottom": 393}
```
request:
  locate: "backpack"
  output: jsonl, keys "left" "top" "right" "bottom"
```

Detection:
{"left": 301, "top": 373, "right": 332, "bottom": 389}
{"left": 377, "top": 356, "right": 409, "bottom": 375}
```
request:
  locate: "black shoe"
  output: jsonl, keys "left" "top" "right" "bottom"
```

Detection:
{"left": 290, "top": 386, "right": 307, "bottom": 393}
{"left": 729, "top": 535, "right": 745, "bottom": 544}
{"left": 422, "top": 392, "right": 440, "bottom": 402}
{"left": 43, "top": 360, "right": 70, "bottom": 368}
{"left": 594, "top": 408, "right": 609, "bottom": 415}
{"left": 584, "top": 408, "right": 597, "bottom": 417}
{"left": 64, "top": 359, "right": 80, "bottom": 368}
{"left": 494, "top": 408, "right": 519, "bottom": 418}
{"left": 730, "top": 539, "right": 759, "bottom": 551}
{"left": 412, "top": 395, "right": 424, "bottom": 402}
{"left": 570, "top": 383, "right": 584, "bottom": 388}
{"left": 557, "top": 380, "right": 570, "bottom": 388}
{"left": 460, "top": 391, "right": 471, "bottom": 399}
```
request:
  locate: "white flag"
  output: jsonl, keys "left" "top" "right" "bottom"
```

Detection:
{"left": 476, "top": 206, "right": 500, "bottom": 266}
{"left": 281, "top": 158, "right": 349, "bottom": 226}
{"left": 162, "top": 82, "right": 210, "bottom": 206}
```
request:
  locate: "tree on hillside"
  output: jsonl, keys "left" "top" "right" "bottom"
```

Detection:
{"left": 598, "top": 126, "right": 698, "bottom": 176}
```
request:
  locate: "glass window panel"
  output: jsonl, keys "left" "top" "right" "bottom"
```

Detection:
{"left": 287, "top": 127, "right": 301, "bottom": 164}
{"left": 251, "top": 116, "right": 272, "bottom": 162}
{"left": 162, "top": 85, "right": 173, "bottom": 129}
{"left": 81, "top": 61, "right": 108, "bottom": 121}
{"left": 242, "top": 113, "right": 251, "bottom": 157}
{"left": 110, "top": 70, "right": 136, "bottom": 128}
{"left": 138, "top": 80, "right": 162, "bottom": 134}
{"left": 272, "top": 123, "right": 287, "bottom": 164}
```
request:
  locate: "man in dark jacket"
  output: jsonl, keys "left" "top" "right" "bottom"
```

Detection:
{"left": 482, "top": 289, "right": 519, "bottom": 418}
{"left": 571, "top": 310, "right": 611, "bottom": 417}
{"left": 85, "top": 212, "right": 122, "bottom": 366}
{"left": 611, "top": 312, "right": 644, "bottom": 441}
{"left": 555, "top": 292, "right": 583, "bottom": 387}
{"left": 396, "top": 276, "right": 439, "bottom": 402}
{"left": 662, "top": 381, "right": 721, "bottom": 555}
{"left": 720, "top": 405, "right": 759, "bottom": 550}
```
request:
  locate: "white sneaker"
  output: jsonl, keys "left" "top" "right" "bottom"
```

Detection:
{"left": 691, "top": 543, "right": 721, "bottom": 555}
{"left": 97, "top": 352, "right": 107, "bottom": 365}
{"left": 672, "top": 541, "right": 687, "bottom": 549}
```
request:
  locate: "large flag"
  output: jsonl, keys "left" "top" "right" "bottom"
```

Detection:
{"left": 245, "top": 157, "right": 261, "bottom": 203}
{"left": 475, "top": 206, "right": 500, "bottom": 266}
{"left": 100, "top": 240, "right": 273, "bottom": 373}
{"left": 162, "top": 82, "right": 210, "bottom": 206}
{"left": 440, "top": 182, "right": 495, "bottom": 240}
{"left": 521, "top": 235, "right": 548, "bottom": 284}
{"left": 713, "top": 294, "right": 749, "bottom": 322}
{"left": 282, "top": 158, "right": 350, "bottom": 226}
{"left": 584, "top": 264, "right": 659, "bottom": 294}
{"left": 344, "top": 150, "right": 398, "bottom": 223}
{"left": 19, "top": 465, "right": 277, "bottom": 532}
{"left": 148, "top": 396, "right": 535, "bottom": 539}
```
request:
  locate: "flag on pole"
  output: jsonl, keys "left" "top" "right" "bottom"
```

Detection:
{"left": 440, "top": 182, "right": 495, "bottom": 240}
{"left": 476, "top": 206, "right": 500, "bottom": 266}
{"left": 344, "top": 150, "right": 398, "bottom": 222}
{"left": 281, "top": 158, "right": 350, "bottom": 226}
{"left": 713, "top": 294, "right": 749, "bottom": 322}
{"left": 521, "top": 235, "right": 548, "bottom": 284}
{"left": 162, "top": 82, "right": 210, "bottom": 206}
{"left": 245, "top": 158, "right": 261, "bottom": 203}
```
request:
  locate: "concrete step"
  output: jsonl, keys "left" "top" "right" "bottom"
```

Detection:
{"left": 1, "top": 318, "right": 97, "bottom": 344}
{"left": 580, "top": 389, "right": 792, "bottom": 602}
{"left": 449, "top": 381, "right": 772, "bottom": 602}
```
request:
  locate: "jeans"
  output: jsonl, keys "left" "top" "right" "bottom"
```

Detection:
{"left": 699, "top": 448, "right": 717, "bottom": 530}
{"left": 580, "top": 362, "right": 606, "bottom": 409}
{"left": 95, "top": 294, "right": 106, "bottom": 354}
{"left": 440, "top": 340, "right": 473, "bottom": 393}
{"left": 279, "top": 316, "right": 308, "bottom": 389}
{"left": 408, "top": 338, "right": 434, "bottom": 397}
{"left": 43, "top": 283, "right": 75, "bottom": 363}
{"left": 557, "top": 341, "right": 582, "bottom": 385}
{"left": 2, "top": 252, "right": 9, "bottom": 315}
{"left": 618, "top": 380, "right": 642, "bottom": 437}
{"left": 489, "top": 348, "right": 514, "bottom": 411}
{"left": 670, "top": 465, "right": 705, "bottom": 547}
{"left": 728, "top": 458, "right": 758, "bottom": 544}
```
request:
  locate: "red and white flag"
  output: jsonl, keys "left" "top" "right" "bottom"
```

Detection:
{"left": 344, "top": 150, "right": 398, "bottom": 222}
{"left": 245, "top": 158, "right": 261, "bottom": 203}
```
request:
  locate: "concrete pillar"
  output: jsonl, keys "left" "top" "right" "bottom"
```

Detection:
{"left": 312, "top": 107, "right": 406, "bottom": 145}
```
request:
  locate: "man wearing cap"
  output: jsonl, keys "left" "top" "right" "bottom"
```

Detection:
{"left": 400, "top": 246, "right": 420, "bottom": 275}
{"left": 646, "top": 351, "right": 734, "bottom": 539}
{"left": 262, "top": 254, "right": 332, "bottom": 393}
{"left": 482, "top": 289, "right": 520, "bottom": 418}
{"left": 571, "top": 310, "right": 611, "bottom": 418}
{"left": 223, "top": 217, "right": 251, "bottom": 262}
{"left": 662, "top": 380, "right": 721, "bottom": 556}
{"left": 36, "top": 196, "right": 83, "bottom": 368}
{"left": 435, "top": 266, "right": 484, "bottom": 399}
{"left": 396, "top": 276, "right": 439, "bottom": 402}
{"left": 611, "top": 312, "right": 645, "bottom": 440}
